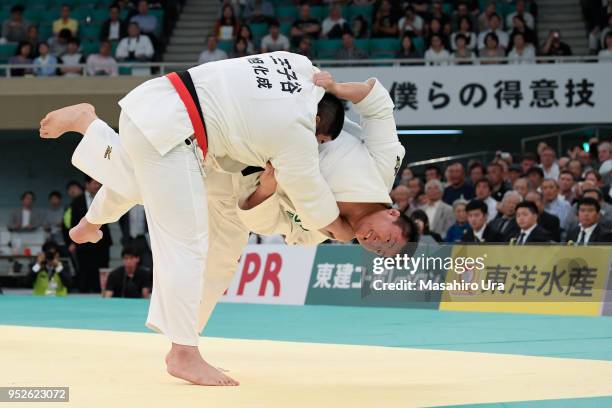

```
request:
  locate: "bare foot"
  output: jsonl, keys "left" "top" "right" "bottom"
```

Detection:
{"left": 39, "top": 103, "right": 97, "bottom": 139}
{"left": 69, "top": 216, "right": 103, "bottom": 244}
{"left": 166, "top": 344, "right": 239, "bottom": 386}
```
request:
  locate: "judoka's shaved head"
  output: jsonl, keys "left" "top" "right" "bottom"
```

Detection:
{"left": 316, "top": 93, "right": 344, "bottom": 141}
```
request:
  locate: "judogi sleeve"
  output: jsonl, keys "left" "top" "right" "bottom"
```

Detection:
{"left": 354, "top": 78, "right": 405, "bottom": 190}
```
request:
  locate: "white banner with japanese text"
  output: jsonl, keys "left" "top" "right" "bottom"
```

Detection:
{"left": 328, "top": 63, "right": 611, "bottom": 126}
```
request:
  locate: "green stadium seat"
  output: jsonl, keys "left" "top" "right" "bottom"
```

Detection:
{"left": 39, "top": 25, "right": 53, "bottom": 41}
{"left": 369, "top": 38, "right": 400, "bottom": 59}
{"left": 80, "top": 23, "right": 100, "bottom": 40}
{"left": 347, "top": 5, "right": 373, "bottom": 24}
{"left": 442, "top": 4, "right": 452, "bottom": 15}
{"left": 0, "top": 11, "right": 10, "bottom": 23}
{"left": 0, "top": 43, "right": 18, "bottom": 63}
{"left": 90, "top": 8, "right": 108, "bottom": 24}
{"left": 119, "top": 9, "right": 129, "bottom": 20}
{"left": 280, "top": 22, "right": 291, "bottom": 36}
{"left": 24, "top": 9, "right": 43, "bottom": 24}
{"left": 149, "top": 9, "right": 164, "bottom": 36}
{"left": 249, "top": 22, "right": 268, "bottom": 42}
{"left": 354, "top": 38, "right": 370, "bottom": 52}
{"left": 96, "top": 0, "right": 115, "bottom": 9}
{"left": 81, "top": 40, "right": 99, "bottom": 55}
{"left": 42, "top": 9, "right": 60, "bottom": 24}
{"left": 276, "top": 6, "right": 297, "bottom": 24}
{"left": 314, "top": 39, "right": 342, "bottom": 59}
{"left": 309, "top": 6, "right": 323, "bottom": 20}
{"left": 50, "top": 0, "right": 78, "bottom": 9}
{"left": 118, "top": 66, "right": 132, "bottom": 75}
{"left": 321, "top": 5, "right": 348, "bottom": 20}
{"left": 412, "top": 36, "right": 425, "bottom": 54}
{"left": 23, "top": 0, "right": 52, "bottom": 11}
{"left": 217, "top": 39, "right": 233, "bottom": 53}
{"left": 72, "top": 8, "right": 92, "bottom": 22}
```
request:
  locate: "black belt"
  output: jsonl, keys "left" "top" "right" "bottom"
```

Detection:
{"left": 241, "top": 166, "right": 264, "bottom": 176}
{"left": 170, "top": 70, "right": 208, "bottom": 147}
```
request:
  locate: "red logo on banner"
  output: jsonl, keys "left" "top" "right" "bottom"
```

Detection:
{"left": 236, "top": 252, "right": 282, "bottom": 297}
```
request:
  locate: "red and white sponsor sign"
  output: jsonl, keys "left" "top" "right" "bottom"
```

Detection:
{"left": 221, "top": 244, "right": 316, "bottom": 305}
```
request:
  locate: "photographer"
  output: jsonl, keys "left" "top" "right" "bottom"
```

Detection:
{"left": 27, "top": 241, "right": 72, "bottom": 296}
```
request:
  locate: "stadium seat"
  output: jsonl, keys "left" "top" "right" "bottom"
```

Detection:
{"left": 321, "top": 5, "right": 348, "bottom": 19}
{"left": 369, "top": 38, "right": 400, "bottom": 59}
{"left": 72, "top": 8, "right": 92, "bottom": 22}
{"left": 354, "top": 39, "right": 370, "bottom": 52}
{"left": 0, "top": 43, "right": 18, "bottom": 64}
{"left": 280, "top": 22, "right": 292, "bottom": 36}
{"left": 347, "top": 5, "right": 373, "bottom": 25}
{"left": 96, "top": 0, "right": 115, "bottom": 9}
{"left": 412, "top": 36, "right": 425, "bottom": 54}
{"left": 249, "top": 23, "right": 269, "bottom": 43}
{"left": 0, "top": 11, "right": 9, "bottom": 23}
{"left": 90, "top": 8, "right": 108, "bottom": 24}
{"left": 23, "top": 8, "right": 43, "bottom": 24}
{"left": 149, "top": 8, "right": 164, "bottom": 37}
{"left": 81, "top": 40, "right": 100, "bottom": 55}
{"left": 80, "top": 24, "right": 101, "bottom": 41}
{"left": 309, "top": 6, "right": 323, "bottom": 20}
{"left": 39, "top": 25, "right": 53, "bottom": 41}
{"left": 42, "top": 9, "right": 60, "bottom": 24}
{"left": 276, "top": 6, "right": 298, "bottom": 24}
{"left": 217, "top": 39, "right": 233, "bottom": 53}
{"left": 50, "top": 0, "right": 77, "bottom": 8}
{"left": 314, "top": 39, "right": 342, "bottom": 59}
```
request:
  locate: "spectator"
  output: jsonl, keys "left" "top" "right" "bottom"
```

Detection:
{"left": 425, "top": 33, "right": 451, "bottom": 65}
{"left": 396, "top": 33, "right": 421, "bottom": 59}
{"left": 290, "top": 4, "right": 321, "bottom": 47}
{"left": 130, "top": 0, "right": 157, "bottom": 37}
{"left": 566, "top": 198, "right": 612, "bottom": 244}
{"left": 103, "top": 247, "right": 152, "bottom": 298}
{"left": 489, "top": 190, "right": 522, "bottom": 241}
{"left": 507, "top": 164, "right": 523, "bottom": 186}
{"left": 506, "top": 0, "right": 535, "bottom": 30}
{"left": 116, "top": 22, "right": 154, "bottom": 75}
{"left": 558, "top": 170, "right": 576, "bottom": 203}
{"left": 474, "top": 179, "right": 498, "bottom": 222}
{"left": 398, "top": 5, "right": 424, "bottom": 37}
{"left": 407, "top": 177, "right": 423, "bottom": 209}
{"left": 520, "top": 152, "right": 537, "bottom": 174}
{"left": 410, "top": 209, "right": 442, "bottom": 242}
{"left": 598, "top": 141, "right": 612, "bottom": 182}
{"left": 100, "top": 4, "right": 128, "bottom": 43}
{"left": 487, "top": 162, "right": 509, "bottom": 201}
{"left": 86, "top": 40, "right": 118, "bottom": 76}
{"left": 44, "top": 191, "right": 64, "bottom": 245}
{"left": 564, "top": 188, "right": 612, "bottom": 232}
{"left": 513, "top": 177, "right": 531, "bottom": 198}
{"left": 238, "top": 25, "right": 256, "bottom": 54}
{"left": 53, "top": 4, "right": 79, "bottom": 37}
{"left": 477, "top": 13, "right": 508, "bottom": 50}
{"left": 508, "top": 32, "right": 536, "bottom": 64}
{"left": 9, "top": 191, "right": 43, "bottom": 232}
{"left": 591, "top": 14, "right": 612, "bottom": 51}
{"left": 452, "top": 34, "right": 476, "bottom": 64}
{"left": 469, "top": 162, "right": 486, "bottom": 186}
{"left": 425, "top": 18, "right": 450, "bottom": 50}
{"left": 260, "top": 22, "right": 290, "bottom": 53}
{"left": 507, "top": 15, "right": 537, "bottom": 49}
{"left": 197, "top": 35, "right": 228, "bottom": 64}
{"left": 480, "top": 32, "right": 505, "bottom": 64}
{"left": 391, "top": 184, "right": 411, "bottom": 213}
{"left": 525, "top": 190, "right": 561, "bottom": 241}
{"left": 243, "top": 0, "right": 275, "bottom": 24}
{"left": 425, "top": 165, "right": 442, "bottom": 182}
{"left": 49, "top": 28, "right": 72, "bottom": 58}
{"left": 542, "top": 30, "right": 572, "bottom": 57}
{"left": 451, "top": 2, "right": 477, "bottom": 33}
{"left": 423, "top": 179, "right": 455, "bottom": 238}
{"left": 25, "top": 25, "right": 41, "bottom": 59}
{"left": 538, "top": 147, "right": 560, "bottom": 179}
{"left": 68, "top": 176, "right": 112, "bottom": 293}
{"left": 228, "top": 37, "right": 248, "bottom": 58}
{"left": 477, "top": 1, "right": 497, "bottom": 32}
{"left": 336, "top": 31, "right": 368, "bottom": 59}
{"left": 8, "top": 41, "right": 33, "bottom": 77}
{"left": 27, "top": 241, "right": 72, "bottom": 296}
{"left": 542, "top": 179, "right": 571, "bottom": 227}
{"left": 2, "top": 5, "right": 29, "bottom": 43}
{"left": 510, "top": 201, "right": 553, "bottom": 244}
{"left": 215, "top": 4, "right": 240, "bottom": 41}
{"left": 352, "top": 15, "right": 369, "bottom": 39}
{"left": 58, "top": 38, "right": 85, "bottom": 77}
{"left": 296, "top": 36, "right": 315, "bottom": 59}
{"left": 599, "top": 32, "right": 612, "bottom": 62}
{"left": 33, "top": 42, "right": 58, "bottom": 77}
{"left": 445, "top": 200, "right": 470, "bottom": 243}
{"left": 372, "top": 0, "right": 399, "bottom": 38}
{"left": 429, "top": 0, "right": 451, "bottom": 34}
{"left": 461, "top": 199, "right": 497, "bottom": 242}
{"left": 399, "top": 168, "right": 414, "bottom": 185}
{"left": 322, "top": 4, "right": 348, "bottom": 39}
{"left": 450, "top": 17, "right": 476, "bottom": 51}
{"left": 526, "top": 166, "right": 544, "bottom": 190}
{"left": 443, "top": 163, "right": 475, "bottom": 204}
{"left": 584, "top": 170, "right": 605, "bottom": 190}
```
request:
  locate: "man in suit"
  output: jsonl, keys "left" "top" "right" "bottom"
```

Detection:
{"left": 524, "top": 190, "right": 561, "bottom": 241}
{"left": 488, "top": 190, "right": 522, "bottom": 241}
{"left": 421, "top": 179, "right": 455, "bottom": 239}
{"left": 461, "top": 199, "right": 498, "bottom": 243}
{"left": 69, "top": 176, "right": 112, "bottom": 293}
{"left": 563, "top": 188, "right": 612, "bottom": 233}
{"left": 509, "top": 201, "right": 553, "bottom": 244}
{"left": 566, "top": 197, "right": 612, "bottom": 245}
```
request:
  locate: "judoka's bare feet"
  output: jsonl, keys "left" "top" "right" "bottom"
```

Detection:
{"left": 166, "top": 344, "right": 239, "bottom": 386}
{"left": 39, "top": 103, "right": 97, "bottom": 139}
{"left": 69, "top": 217, "right": 103, "bottom": 244}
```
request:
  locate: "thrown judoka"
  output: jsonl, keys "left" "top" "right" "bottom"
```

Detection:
{"left": 39, "top": 52, "right": 355, "bottom": 386}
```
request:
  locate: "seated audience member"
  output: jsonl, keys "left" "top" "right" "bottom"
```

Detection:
{"left": 103, "top": 247, "right": 152, "bottom": 299}
{"left": 450, "top": 2, "right": 476, "bottom": 33}
{"left": 520, "top": 152, "right": 538, "bottom": 174}
{"left": 452, "top": 34, "right": 475, "bottom": 64}
{"left": 198, "top": 35, "right": 228, "bottom": 64}
{"left": 100, "top": 4, "right": 128, "bottom": 42}
{"left": 230, "top": 36, "right": 250, "bottom": 58}
{"left": 372, "top": 0, "right": 399, "bottom": 38}
{"left": 507, "top": 164, "right": 523, "bottom": 186}
{"left": 566, "top": 198, "right": 612, "bottom": 244}
{"left": 49, "top": 28, "right": 72, "bottom": 58}
{"left": 558, "top": 170, "right": 576, "bottom": 203}
{"left": 26, "top": 25, "right": 41, "bottom": 59}
{"left": 407, "top": 177, "right": 423, "bottom": 209}
{"left": 352, "top": 15, "right": 369, "bottom": 39}
{"left": 396, "top": 34, "right": 421, "bottom": 59}
{"left": 539, "top": 146, "right": 560, "bottom": 179}
{"left": 336, "top": 31, "right": 368, "bottom": 59}
{"left": 489, "top": 190, "right": 522, "bottom": 241}
{"left": 563, "top": 188, "right": 612, "bottom": 232}
{"left": 398, "top": 5, "right": 424, "bottom": 37}
{"left": 469, "top": 162, "right": 486, "bottom": 186}
{"left": 513, "top": 177, "right": 531, "bottom": 198}
{"left": 260, "top": 22, "right": 290, "bottom": 53}
{"left": 322, "top": 4, "right": 348, "bottom": 39}
{"left": 53, "top": 4, "right": 78, "bottom": 37}
{"left": 2, "top": 5, "right": 29, "bottom": 43}
{"left": 423, "top": 179, "right": 455, "bottom": 238}
{"left": 119, "top": 204, "right": 152, "bottom": 270}
{"left": 541, "top": 179, "right": 571, "bottom": 227}
{"left": 290, "top": 4, "right": 321, "bottom": 47}
{"left": 411, "top": 210, "right": 442, "bottom": 243}
{"left": 296, "top": 37, "right": 315, "bottom": 59}
{"left": 445, "top": 200, "right": 470, "bottom": 242}
{"left": 598, "top": 141, "right": 612, "bottom": 183}
{"left": 506, "top": 0, "right": 534, "bottom": 30}
{"left": 488, "top": 161, "right": 509, "bottom": 201}
{"left": 542, "top": 30, "right": 572, "bottom": 57}
{"left": 480, "top": 32, "right": 505, "bottom": 64}
{"left": 474, "top": 179, "right": 498, "bottom": 221}
{"left": 477, "top": 13, "right": 508, "bottom": 50}
{"left": 243, "top": 0, "right": 275, "bottom": 23}
{"left": 508, "top": 32, "right": 536, "bottom": 64}
{"left": 525, "top": 190, "right": 561, "bottom": 241}
{"left": 33, "top": 42, "right": 58, "bottom": 76}
{"left": 443, "top": 163, "right": 475, "bottom": 204}
{"left": 526, "top": 166, "right": 544, "bottom": 190}
{"left": 390, "top": 185, "right": 411, "bottom": 213}
{"left": 425, "top": 33, "right": 451, "bottom": 65}
{"left": 509, "top": 201, "right": 553, "bottom": 244}
{"left": 599, "top": 32, "right": 612, "bottom": 62}
{"left": 8, "top": 41, "right": 33, "bottom": 77}
{"left": 238, "top": 25, "right": 256, "bottom": 54}
{"left": 478, "top": 1, "right": 497, "bottom": 32}
{"left": 116, "top": 22, "right": 154, "bottom": 74}
{"left": 59, "top": 38, "right": 85, "bottom": 77}
{"left": 9, "top": 191, "right": 43, "bottom": 232}
{"left": 425, "top": 165, "right": 443, "bottom": 182}
{"left": 130, "top": 0, "right": 157, "bottom": 38}
{"left": 86, "top": 40, "right": 118, "bottom": 76}
{"left": 507, "top": 15, "right": 536, "bottom": 49}
{"left": 425, "top": 18, "right": 450, "bottom": 50}
{"left": 27, "top": 241, "right": 72, "bottom": 296}
{"left": 429, "top": 0, "right": 451, "bottom": 34}
{"left": 215, "top": 4, "right": 240, "bottom": 41}
{"left": 450, "top": 16, "right": 476, "bottom": 51}
{"left": 461, "top": 199, "right": 498, "bottom": 243}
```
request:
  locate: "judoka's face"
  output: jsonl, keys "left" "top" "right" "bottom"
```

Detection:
{"left": 354, "top": 208, "right": 407, "bottom": 257}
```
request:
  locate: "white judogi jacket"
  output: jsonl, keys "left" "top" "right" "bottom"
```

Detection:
{"left": 117, "top": 51, "right": 337, "bottom": 231}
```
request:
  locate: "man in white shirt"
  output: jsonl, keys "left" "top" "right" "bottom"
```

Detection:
{"left": 477, "top": 13, "right": 509, "bottom": 50}
{"left": 260, "top": 22, "right": 290, "bottom": 53}
{"left": 197, "top": 35, "right": 228, "bottom": 64}
{"left": 538, "top": 146, "right": 560, "bottom": 180}
{"left": 115, "top": 22, "right": 155, "bottom": 75}
{"left": 506, "top": 0, "right": 534, "bottom": 30}
{"left": 474, "top": 179, "right": 498, "bottom": 222}
{"left": 425, "top": 34, "right": 451, "bottom": 66}
{"left": 39, "top": 52, "right": 353, "bottom": 387}
{"left": 321, "top": 5, "right": 346, "bottom": 38}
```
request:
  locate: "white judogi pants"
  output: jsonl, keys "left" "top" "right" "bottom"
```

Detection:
{"left": 73, "top": 113, "right": 208, "bottom": 346}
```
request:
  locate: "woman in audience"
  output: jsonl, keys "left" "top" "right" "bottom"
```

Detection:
{"left": 452, "top": 33, "right": 476, "bottom": 64}
{"left": 33, "top": 42, "right": 58, "bottom": 77}
{"left": 410, "top": 210, "right": 443, "bottom": 242}
{"left": 9, "top": 41, "right": 33, "bottom": 77}
{"left": 599, "top": 31, "right": 612, "bottom": 62}
{"left": 507, "top": 15, "right": 537, "bottom": 51}
{"left": 480, "top": 32, "right": 505, "bottom": 64}
{"left": 450, "top": 16, "right": 476, "bottom": 51}
{"left": 425, "top": 17, "right": 450, "bottom": 50}
{"left": 424, "top": 33, "right": 451, "bottom": 65}
{"left": 352, "top": 15, "right": 369, "bottom": 39}
{"left": 508, "top": 32, "right": 536, "bottom": 64}
{"left": 215, "top": 4, "right": 240, "bottom": 41}
{"left": 238, "top": 24, "right": 256, "bottom": 54}
{"left": 396, "top": 34, "right": 421, "bottom": 59}
{"left": 230, "top": 37, "right": 250, "bottom": 58}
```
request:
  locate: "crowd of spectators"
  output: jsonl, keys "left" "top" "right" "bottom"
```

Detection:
{"left": 1, "top": 0, "right": 170, "bottom": 76}
{"left": 584, "top": 0, "right": 612, "bottom": 61}
{"left": 390, "top": 139, "right": 612, "bottom": 244}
